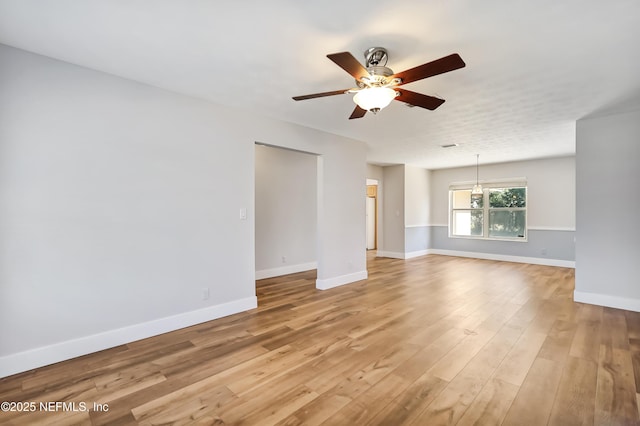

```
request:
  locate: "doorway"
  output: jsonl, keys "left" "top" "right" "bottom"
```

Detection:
{"left": 255, "top": 143, "right": 318, "bottom": 281}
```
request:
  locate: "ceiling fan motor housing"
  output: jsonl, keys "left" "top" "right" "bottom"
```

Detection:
{"left": 364, "top": 47, "right": 388, "bottom": 67}
{"left": 357, "top": 65, "right": 394, "bottom": 88}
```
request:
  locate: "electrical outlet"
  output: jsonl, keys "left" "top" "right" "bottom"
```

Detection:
{"left": 202, "top": 288, "right": 210, "bottom": 300}
{"left": 541, "top": 248, "right": 547, "bottom": 256}
{"left": 282, "top": 256, "right": 286, "bottom": 263}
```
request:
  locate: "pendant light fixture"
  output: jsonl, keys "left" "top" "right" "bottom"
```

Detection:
{"left": 471, "top": 154, "right": 483, "bottom": 198}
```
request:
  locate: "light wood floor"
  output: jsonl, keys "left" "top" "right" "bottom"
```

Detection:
{"left": 2, "top": 254, "right": 640, "bottom": 425}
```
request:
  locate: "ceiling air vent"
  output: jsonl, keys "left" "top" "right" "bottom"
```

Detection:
{"left": 440, "top": 143, "right": 459, "bottom": 148}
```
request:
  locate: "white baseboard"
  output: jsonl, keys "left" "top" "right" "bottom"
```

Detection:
{"left": 428, "top": 249, "right": 575, "bottom": 268}
{"left": 376, "top": 250, "right": 429, "bottom": 260}
{"left": 376, "top": 251, "right": 406, "bottom": 259}
{"left": 405, "top": 250, "right": 430, "bottom": 259}
{"left": 0, "top": 296, "right": 257, "bottom": 379}
{"left": 316, "top": 270, "right": 368, "bottom": 290}
{"left": 574, "top": 290, "right": 640, "bottom": 312}
{"left": 256, "top": 262, "right": 317, "bottom": 280}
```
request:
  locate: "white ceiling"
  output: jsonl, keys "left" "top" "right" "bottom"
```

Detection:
{"left": 1, "top": 1, "right": 639, "bottom": 169}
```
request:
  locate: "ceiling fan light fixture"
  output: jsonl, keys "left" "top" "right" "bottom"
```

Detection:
{"left": 353, "top": 87, "right": 397, "bottom": 113}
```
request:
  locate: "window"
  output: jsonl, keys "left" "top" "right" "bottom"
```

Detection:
{"left": 450, "top": 183, "right": 527, "bottom": 241}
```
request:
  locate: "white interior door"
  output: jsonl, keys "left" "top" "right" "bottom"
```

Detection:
{"left": 366, "top": 197, "right": 376, "bottom": 250}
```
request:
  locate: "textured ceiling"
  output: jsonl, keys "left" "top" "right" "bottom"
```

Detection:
{"left": 1, "top": 1, "right": 639, "bottom": 169}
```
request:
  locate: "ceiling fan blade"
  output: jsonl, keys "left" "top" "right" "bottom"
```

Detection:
{"left": 395, "top": 89, "right": 445, "bottom": 110}
{"left": 292, "top": 89, "right": 349, "bottom": 101}
{"left": 391, "top": 53, "right": 465, "bottom": 85}
{"left": 349, "top": 105, "right": 367, "bottom": 120}
{"left": 327, "top": 52, "right": 371, "bottom": 81}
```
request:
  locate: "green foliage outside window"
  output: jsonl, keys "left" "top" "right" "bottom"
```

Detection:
{"left": 489, "top": 188, "right": 526, "bottom": 208}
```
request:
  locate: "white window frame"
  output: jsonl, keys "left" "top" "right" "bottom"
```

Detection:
{"left": 449, "top": 179, "right": 528, "bottom": 242}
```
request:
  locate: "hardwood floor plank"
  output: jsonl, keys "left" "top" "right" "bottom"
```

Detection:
{"left": 502, "top": 357, "right": 564, "bottom": 426}
{"left": 131, "top": 384, "right": 236, "bottom": 425}
{"left": 491, "top": 328, "right": 547, "bottom": 386}
{"left": 547, "top": 356, "right": 598, "bottom": 426}
{"left": 425, "top": 326, "right": 496, "bottom": 382}
{"left": 625, "top": 310, "right": 640, "bottom": 392}
{"left": 275, "top": 393, "right": 352, "bottom": 426}
{"left": 455, "top": 378, "right": 519, "bottom": 426}
{"left": 601, "top": 307, "right": 631, "bottom": 350}
{"left": 393, "top": 327, "right": 468, "bottom": 382}
{"left": 219, "top": 384, "right": 318, "bottom": 426}
{"left": 537, "top": 319, "right": 577, "bottom": 363}
{"left": 569, "top": 316, "right": 602, "bottom": 362}
{"left": 320, "top": 372, "right": 410, "bottom": 425}
{"left": 364, "top": 373, "right": 448, "bottom": 426}
{"left": 93, "top": 363, "right": 167, "bottom": 403}
{"left": 595, "top": 345, "right": 639, "bottom": 424}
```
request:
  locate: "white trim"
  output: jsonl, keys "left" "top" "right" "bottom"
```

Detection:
{"left": 366, "top": 178, "right": 378, "bottom": 185}
{"left": 428, "top": 249, "right": 575, "bottom": 268}
{"left": 405, "top": 250, "right": 429, "bottom": 259}
{"left": 255, "top": 262, "right": 317, "bottom": 280}
{"left": 316, "top": 270, "right": 368, "bottom": 290}
{"left": 449, "top": 177, "right": 527, "bottom": 190}
{"left": 0, "top": 296, "right": 257, "bottom": 379}
{"left": 448, "top": 234, "right": 529, "bottom": 243}
{"left": 376, "top": 251, "right": 406, "bottom": 259}
{"left": 429, "top": 224, "right": 576, "bottom": 232}
{"left": 527, "top": 226, "right": 576, "bottom": 232}
{"left": 574, "top": 290, "right": 640, "bottom": 313}
{"left": 405, "top": 224, "right": 429, "bottom": 228}
{"left": 376, "top": 250, "right": 429, "bottom": 260}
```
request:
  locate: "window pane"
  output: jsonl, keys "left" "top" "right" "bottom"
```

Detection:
{"left": 453, "top": 210, "right": 483, "bottom": 236}
{"left": 489, "top": 187, "right": 526, "bottom": 208}
{"left": 453, "top": 190, "right": 483, "bottom": 209}
{"left": 489, "top": 210, "right": 526, "bottom": 238}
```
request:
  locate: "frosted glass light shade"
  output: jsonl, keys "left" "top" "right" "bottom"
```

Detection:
{"left": 471, "top": 184, "right": 483, "bottom": 195}
{"left": 353, "top": 87, "right": 397, "bottom": 111}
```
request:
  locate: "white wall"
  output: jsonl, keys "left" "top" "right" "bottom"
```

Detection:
{"left": 404, "top": 166, "right": 430, "bottom": 226}
{"left": 575, "top": 109, "right": 640, "bottom": 311}
{"left": 0, "top": 44, "right": 367, "bottom": 377}
{"left": 430, "top": 156, "right": 575, "bottom": 229}
{"left": 404, "top": 166, "right": 431, "bottom": 256}
{"left": 366, "top": 164, "right": 384, "bottom": 182}
{"left": 255, "top": 145, "right": 316, "bottom": 278}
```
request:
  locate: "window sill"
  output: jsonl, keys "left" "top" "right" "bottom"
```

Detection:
{"left": 448, "top": 235, "right": 528, "bottom": 243}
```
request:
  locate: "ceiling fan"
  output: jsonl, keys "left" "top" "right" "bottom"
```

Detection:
{"left": 293, "top": 47, "right": 466, "bottom": 119}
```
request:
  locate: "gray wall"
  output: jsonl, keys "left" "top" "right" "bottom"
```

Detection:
{"left": 0, "top": 44, "right": 367, "bottom": 377}
{"left": 380, "top": 165, "right": 405, "bottom": 256}
{"left": 431, "top": 227, "right": 575, "bottom": 262}
{"left": 255, "top": 145, "right": 316, "bottom": 278}
{"left": 575, "top": 109, "right": 640, "bottom": 310}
